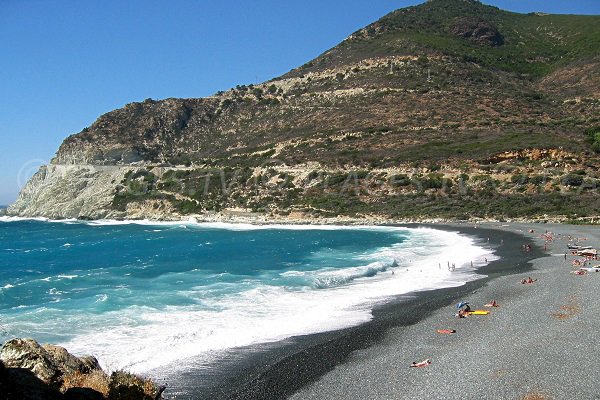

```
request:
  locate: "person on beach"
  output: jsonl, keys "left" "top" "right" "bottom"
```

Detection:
{"left": 485, "top": 300, "right": 499, "bottom": 307}
{"left": 521, "top": 277, "right": 536, "bottom": 284}
{"left": 456, "top": 303, "right": 471, "bottom": 318}
{"left": 410, "top": 359, "right": 431, "bottom": 368}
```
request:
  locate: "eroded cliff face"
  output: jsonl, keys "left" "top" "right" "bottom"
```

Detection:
{"left": 8, "top": 165, "right": 130, "bottom": 219}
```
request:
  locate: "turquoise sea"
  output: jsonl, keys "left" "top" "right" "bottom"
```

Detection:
{"left": 0, "top": 217, "right": 493, "bottom": 375}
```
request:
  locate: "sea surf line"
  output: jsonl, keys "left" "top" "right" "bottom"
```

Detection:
{"left": 0, "top": 218, "right": 495, "bottom": 373}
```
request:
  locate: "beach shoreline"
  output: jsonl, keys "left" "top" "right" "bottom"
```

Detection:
{"left": 3, "top": 217, "right": 598, "bottom": 399}
{"left": 287, "top": 222, "right": 600, "bottom": 400}
{"left": 160, "top": 222, "right": 544, "bottom": 399}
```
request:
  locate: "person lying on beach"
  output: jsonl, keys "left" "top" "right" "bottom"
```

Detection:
{"left": 484, "top": 300, "right": 499, "bottom": 307}
{"left": 456, "top": 309, "right": 468, "bottom": 318}
{"left": 520, "top": 277, "right": 537, "bottom": 284}
{"left": 410, "top": 359, "right": 432, "bottom": 368}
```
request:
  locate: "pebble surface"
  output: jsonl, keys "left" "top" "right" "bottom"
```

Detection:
{"left": 290, "top": 223, "right": 600, "bottom": 400}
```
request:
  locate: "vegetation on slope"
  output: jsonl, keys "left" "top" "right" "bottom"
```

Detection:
{"left": 32, "top": 0, "right": 600, "bottom": 221}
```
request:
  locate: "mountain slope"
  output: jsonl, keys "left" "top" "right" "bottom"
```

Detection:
{"left": 10, "top": 0, "right": 600, "bottom": 222}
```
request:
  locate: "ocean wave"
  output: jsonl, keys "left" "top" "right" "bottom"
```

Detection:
{"left": 57, "top": 275, "right": 78, "bottom": 280}
{"left": 0, "top": 216, "right": 79, "bottom": 224}
{"left": 5, "top": 215, "right": 416, "bottom": 235}
{"left": 0, "top": 216, "right": 49, "bottom": 223}
{"left": 95, "top": 294, "right": 109, "bottom": 303}
{"left": 311, "top": 260, "right": 395, "bottom": 289}
{"left": 6, "top": 224, "right": 496, "bottom": 376}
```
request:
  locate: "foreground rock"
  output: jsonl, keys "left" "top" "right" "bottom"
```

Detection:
{"left": 0, "top": 338, "right": 164, "bottom": 400}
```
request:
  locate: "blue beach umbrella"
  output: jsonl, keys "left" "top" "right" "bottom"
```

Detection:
{"left": 456, "top": 301, "right": 469, "bottom": 309}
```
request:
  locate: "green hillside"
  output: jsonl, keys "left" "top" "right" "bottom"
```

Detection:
{"left": 294, "top": 0, "right": 600, "bottom": 77}
{"left": 11, "top": 0, "right": 600, "bottom": 222}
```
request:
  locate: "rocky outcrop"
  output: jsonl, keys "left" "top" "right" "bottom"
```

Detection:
{"left": 0, "top": 339, "right": 164, "bottom": 400}
{"left": 0, "top": 339, "right": 101, "bottom": 386}
{"left": 0, "top": 339, "right": 103, "bottom": 399}
{"left": 52, "top": 98, "right": 218, "bottom": 167}
{"left": 449, "top": 17, "right": 504, "bottom": 46}
{"left": 7, "top": 165, "right": 131, "bottom": 220}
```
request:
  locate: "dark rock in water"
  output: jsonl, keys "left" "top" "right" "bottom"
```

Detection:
{"left": 449, "top": 17, "right": 504, "bottom": 46}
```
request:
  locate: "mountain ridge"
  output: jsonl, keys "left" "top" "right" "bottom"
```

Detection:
{"left": 9, "top": 1, "right": 600, "bottom": 222}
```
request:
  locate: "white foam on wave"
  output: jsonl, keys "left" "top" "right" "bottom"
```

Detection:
{"left": 57, "top": 227, "right": 496, "bottom": 375}
{"left": 0, "top": 216, "right": 79, "bottom": 224}
{"left": 1, "top": 215, "right": 430, "bottom": 236}
{"left": 0, "top": 216, "right": 49, "bottom": 223}
{"left": 192, "top": 221, "right": 412, "bottom": 232}
{"left": 57, "top": 275, "right": 78, "bottom": 280}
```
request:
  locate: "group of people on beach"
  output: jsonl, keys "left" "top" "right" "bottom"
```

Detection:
{"left": 411, "top": 229, "right": 599, "bottom": 370}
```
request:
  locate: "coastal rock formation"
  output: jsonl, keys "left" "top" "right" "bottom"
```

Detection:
{"left": 0, "top": 339, "right": 163, "bottom": 400}
{"left": 0, "top": 339, "right": 101, "bottom": 386}
{"left": 9, "top": 0, "right": 600, "bottom": 221}
{"left": 0, "top": 339, "right": 102, "bottom": 399}
{"left": 8, "top": 165, "right": 129, "bottom": 219}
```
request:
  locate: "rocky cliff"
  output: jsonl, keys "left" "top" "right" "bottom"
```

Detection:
{"left": 10, "top": 0, "right": 600, "bottom": 221}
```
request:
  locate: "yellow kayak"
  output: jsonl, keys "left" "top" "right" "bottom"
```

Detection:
{"left": 467, "top": 310, "right": 490, "bottom": 315}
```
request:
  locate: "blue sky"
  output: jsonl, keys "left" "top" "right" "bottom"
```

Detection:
{"left": 1, "top": 1, "right": 599, "bottom": 205}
